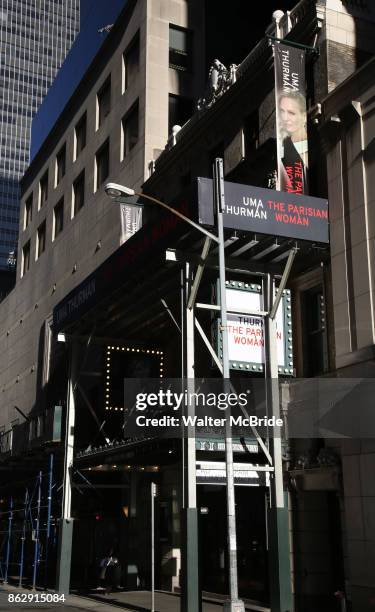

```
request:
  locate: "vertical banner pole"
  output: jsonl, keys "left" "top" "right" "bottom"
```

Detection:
{"left": 214, "top": 158, "right": 245, "bottom": 612}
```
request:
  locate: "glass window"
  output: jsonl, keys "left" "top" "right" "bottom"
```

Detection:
{"left": 39, "top": 171, "right": 48, "bottom": 208}
{"left": 74, "top": 112, "right": 86, "bottom": 159}
{"left": 122, "top": 103, "right": 139, "bottom": 159}
{"left": 24, "top": 194, "right": 33, "bottom": 229}
{"left": 97, "top": 77, "right": 111, "bottom": 129}
{"left": 123, "top": 32, "right": 140, "bottom": 91}
{"left": 36, "top": 220, "right": 46, "bottom": 259}
{"left": 168, "top": 94, "right": 193, "bottom": 133}
{"left": 95, "top": 141, "right": 109, "bottom": 190}
{"left": 55, "top": 144, "right": 66, "bottom": 186}
{"left": 302, "top": 287, "right": 328, "bottom": 376}
{"left": 73, "top": 171, "right": 85, "bottom": 215}
{"left": 53, "top": 198, "right": 64, "bottom": 239}
{"left": 22, "top": 241, "right": 30, "bottom": 276}
{"left": 169, "top": 25, "right": 191, "bottom": 71}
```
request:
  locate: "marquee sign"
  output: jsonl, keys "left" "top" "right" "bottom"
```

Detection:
{"left": 216, "top": 281, "right": 293, "bottom": 375}
{"left": 196, "top": 461, "right": 271, "bottom": 487}
{"left": 197, "top": 177, "right": 329, "bottom": 243}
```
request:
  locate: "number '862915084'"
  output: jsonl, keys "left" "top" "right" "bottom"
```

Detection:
{"left": 8, "top": 593, "right": 65, "bottom": 603}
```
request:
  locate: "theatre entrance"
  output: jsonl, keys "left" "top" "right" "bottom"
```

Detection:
{"left": 198, "top": 484, "right": 269, "bottom": 604}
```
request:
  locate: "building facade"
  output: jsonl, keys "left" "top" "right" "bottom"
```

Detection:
{"left": 0, "top": 0, "right": 80, "bottom": 270}
{"left": 0, "top": 0, "right": 375, "bottom": 610}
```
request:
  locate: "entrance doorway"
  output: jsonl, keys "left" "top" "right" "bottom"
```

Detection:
{"left": 198, "top": 485, "right": 269, "bottom": 604}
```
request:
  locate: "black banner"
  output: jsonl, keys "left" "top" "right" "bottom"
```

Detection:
{"left": 274, "top": 43, "right": 308, "bottom": 195}
{"left": 197, "top": 178, "right": 329, "bottom": 243}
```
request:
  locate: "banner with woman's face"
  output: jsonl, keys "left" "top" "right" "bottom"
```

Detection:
{"left": 274, "top": 43, "right": 308, "bottom": 195}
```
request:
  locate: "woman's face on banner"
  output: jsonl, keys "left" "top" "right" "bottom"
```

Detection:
{"left": 279, "top": 96, "right": 305, "bottom": 138}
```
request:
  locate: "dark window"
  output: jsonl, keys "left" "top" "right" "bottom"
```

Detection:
{"left": 96, "top": 141, "right": 109, "bottom": 190}
{"left": 36, "top": 221, "right": 46, "bottom": 259}
{"left": 244, "top": 110, "right": 259, "bottom": 154}
{"left": 24, "top": 194, "right": 33, "bottom": 229}
{"left": 73, "top": 171, "right": 85, "bottom": 214}
{"left": 302, "top": 287, "right": 328, "bottom": 376}
{"left": 22, "top": 240, "right": 30, "bottom": 276}
{"left": 124, "top": 32, "right": 140, "bottom": 90}
{"left": 75, "top": 112, "right": 86, "bottom": 158}
{"left": 53, "top": 198, "right": 64, "bottom": 239}
{"left": 168, "top": 94, "right": 193, "bottom": 133}
{"left": 55, "top": 144, "right": 66, "bottom": 185}
{"left": 169, "top": 25, "right": 191, "bottom": 71}
{"left": 39, "top": 171, "right": 48, "bottom": 208}
{"left": 97, "top": 77, "right": 111, "bottom": 128}
{"left": 122, "top": 104, "right": 139, "bottom": 158}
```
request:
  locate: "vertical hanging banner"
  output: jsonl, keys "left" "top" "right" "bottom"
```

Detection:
{"left": 274, "top": 43, "right": 308, "bottom": 195}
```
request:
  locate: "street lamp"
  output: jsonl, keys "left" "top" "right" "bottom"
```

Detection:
{"left": 105, "top": 182, "right": 218, "bottom": 243}
{"left": 105, "top": 176, "right": 245, "bottom": 612}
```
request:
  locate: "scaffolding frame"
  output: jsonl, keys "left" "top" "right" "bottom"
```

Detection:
{"left": 0, "top": 453, "right": 55, "bottom": 590}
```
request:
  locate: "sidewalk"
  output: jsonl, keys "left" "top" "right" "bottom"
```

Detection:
{"left": 84, "top": 589, "right": 270, "bottom": 612}
{"left": 0, "top": 584, "right": 270, "bottom": 612}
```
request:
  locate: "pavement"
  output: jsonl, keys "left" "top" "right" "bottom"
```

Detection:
{"left": 0, "top": 584, "right": 270, "bottom": 612}
{"left": 85, "top": 590, "right": 269, "bottom": 612}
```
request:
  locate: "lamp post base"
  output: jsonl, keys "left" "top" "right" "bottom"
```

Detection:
{"left": 223, "top": 600, "right": 245, "bottom": 612}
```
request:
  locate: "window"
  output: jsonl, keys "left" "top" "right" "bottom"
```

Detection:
{"left": 73, "top": 171, "right": 85, "bottom": 215}
{"left": 95, "top": 141, "right": 109, "bottom": 190}
{"left": 97, "top": 77, "right": 111, "bottom": 129}
{"left": 22, "top": 240, "right": 30, "bottom": 276}
{"left": 169, "top": 25, "right": 191, "bottom": 71}
{"left": 244, "top": 110, "right": 259, "bottom": 154}
{"left": 39, "top": 171, "right": 48, "bottom": 208}
{"left": 302, "top": 287, "right": 328, "bottom": 376}
{"left": 123, "top": 32, "right": 140, "bottom": 91}
{"left": 122, "top": 103, "right": 139, "bottom": 159}
{"left": 74, "top": 112, "right": 86, "bottom": 159}
{"left": 168, "top": 94, "right": 193, "bottom": 133}
{"left": 36, "top": 220, "right": 46, "bottom": 259}
{"left": 55, "top": 144, "right": 66, "bottom": 186}
{"left": 24, "top": 194, "right": 33, "bottom": 229}
{"left": 53, "top": 198, "right": 64, "bottom": 239}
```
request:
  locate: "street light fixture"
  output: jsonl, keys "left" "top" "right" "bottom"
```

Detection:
{"left": 105, "top": 182, "right": 219, "bottom": 243}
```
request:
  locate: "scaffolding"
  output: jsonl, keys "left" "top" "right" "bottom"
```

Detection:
{"left": 0, "top": 454, "right": 57, "bottom": 589}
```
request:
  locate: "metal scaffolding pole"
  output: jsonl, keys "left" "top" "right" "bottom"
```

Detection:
{"left": 181, "top": 262, "right": 200, "bottom": 612}
{"left": 19, "top": 488, "right": 29, "bottom": 587}
{"left": 264, "top": 273, "right": 292, "bottom": 612}
{"left": 56, "top": 340, "right": 78, "bottom": 595}
{"left": 214, "top": 158, "right": 245, "bottom": 612}
{"left": 44, "top": 453, "right": 54, "bottom": 589}
{"left": 32, "top": 471, "right": 42, "bottom": 590}
{"left": 4, "top": 496, "right": 13, "bottom": 583}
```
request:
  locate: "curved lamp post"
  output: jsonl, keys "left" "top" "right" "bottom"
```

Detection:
{"left": 105, "top": 182, "right": 219, "bottom": 243}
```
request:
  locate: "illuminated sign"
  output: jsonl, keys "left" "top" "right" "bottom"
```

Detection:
{"left": 216, "top": 281, "right": 293, "bottom": 375}
{"left": 197, "top": 178, "right": 329, "bottom": 243}
{"left": 106, "top": 345, "right": 164, "bottom": 411}
{"left": 196, "top": 461, "right": 271, "bottom": 486}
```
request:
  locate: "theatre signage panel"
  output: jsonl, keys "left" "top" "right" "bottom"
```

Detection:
{"left": 216, "top": 281, "right": 293, "bottom": 375}
{"left": 197, "top": 178, "right": 329, "bottom": 243}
